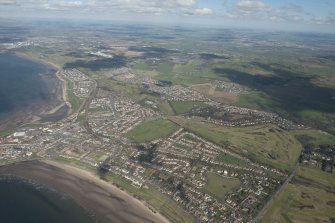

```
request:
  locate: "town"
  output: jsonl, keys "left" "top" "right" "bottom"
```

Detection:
{"left": 0, "top": 67, "right": 301, "bottom": 223}
{"left": 1, "top": 22, "right": 334, "bottom": 223}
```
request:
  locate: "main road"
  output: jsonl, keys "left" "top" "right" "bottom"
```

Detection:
{"left": 252, "top": 161, "right": 300, "bottom": 223}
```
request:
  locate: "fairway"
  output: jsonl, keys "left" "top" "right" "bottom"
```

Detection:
{"left": 125, "top": 118, "right": 179, "bottom": 143}
{"left": 292, "top": 129, "right": 335, "bottom": 146}
{"left": 66, "top": 78, "right": 82, "bottom": 112}
{"left": 170, "top": 116, "right": 302, "bottom": 171}
{"left": 261, "top": 167, "right": 335, "bottom": 223}
{"left": 169, "top": 101, "right": 209, "bottom": 114}
{"left": 205, "top": 172, "right": 241, "bottom": 200}
{"left": 158, "top": 100, "right": 175, "bottom": 115}
{"left": 216, "top": 152, "right": 250, "bottom": 167}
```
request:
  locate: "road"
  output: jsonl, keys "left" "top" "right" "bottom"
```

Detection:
{"left": 252, "top": 161, "right": 299, "bottom": 223}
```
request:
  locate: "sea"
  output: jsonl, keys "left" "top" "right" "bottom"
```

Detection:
{"left": 0, "top": 52, "right": 56, "bottom": 115}
{"left": 0, "top": 176, "right": 95, "bottom": 223}
{"left": 0, "top": 53, "right": 86, "bottom": 221}
{"left": 0, "top": 52, "right": 70, "bottom": 131}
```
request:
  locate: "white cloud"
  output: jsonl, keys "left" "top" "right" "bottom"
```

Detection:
{"left": 183, "top": 7, "right": 212, "bottom": 16}
{"left": 0, "top": 0, "right": 48, "bottom": 6}
{"left": 220, "top": 0, "right": 310, "bottom": 24}
{"left": 175, "top": 0, "right": 195, "bottom": 6}
{"left": 235, "top": 0, "right": 271, "bottom": 14}
{"left": 291, "top": 15, "right": 302, "bottom": 22}
{"left": 0, "top": 0, "right": 16, "bottom": 5}
{"left": 312, "top": 15, "right": 335, "bottom": 25}
{"left": 0, "top": 0, "right": 334, "bottom": 28}
{"left": 31, "top": 0, "right": 202, "bottom": 16}
{"left": 56, "top": 1, "right": 84, "bottom": 7}
{"left": 194, "top": 7, "right": 212, "bottom": 15}
{"left": 268, "top": 14, "right": 303, "bottom": 23}
{"left": 269, "top": 16, "right": 283, "bottom": 22}
{"left": 281, "top": 4, "right": 302, "bottom": 13}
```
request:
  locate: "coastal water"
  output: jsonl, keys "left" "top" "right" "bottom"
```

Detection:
{"left": 0, "top": 176, "right": 95, "bottom": 223}
{"left": 0, "top": 52, "right": 56, "bottom": 114}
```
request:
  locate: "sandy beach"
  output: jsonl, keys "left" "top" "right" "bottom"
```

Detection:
{"left": 0, "top": 160, "right": 170, "bottom": 223}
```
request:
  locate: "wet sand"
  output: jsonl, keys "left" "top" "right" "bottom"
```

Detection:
{"left": 0, "top": 160, "right": 170, "bottom": 223}
{"left": 0, "top": 52, "right": 69, "bottom": 131}
{"left": 0, "top": 78, "right": 69, "bottom": 131}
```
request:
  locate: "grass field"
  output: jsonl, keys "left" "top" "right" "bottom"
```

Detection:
{"left": 131, "top": 59, "right": 223, "bottom": 86}
{"left": 216, "top": 152, "right": 250, "bottom": 167}
{"left": 205, "top": 172, "right": 241, "bottom": 200}
{"left": 296, "top": 166, "right": 335, "bottom": 189}
{"left": 19, "top": 48, "right": 81, "bottom": 68}
{"left": 261, "top": 166, "right": 335, "bottom": 223}
{"left": 236, "top": 90, "right": 276, "bottom": 111}
{"left": 169, "top": 101, "right": 209, "bottom": 114}
{"left": 66, "top": 79, "right": 82, "bottom": 112}
{"left": 158, "top": 100, "right": 175, "bottom": 115}
{"left": 131, "top": 50, "right": 335, "bottom": 134}
{"left": 0, "top": 123, "right": 45, "bottom": 138}
{"left": 170, "top": 116, "right": 302, "bottom": 171}
{"left": 298, "top": 109, "right": 324, "bottom": 121}
{"left": 98, "top": 79, "right": 160, "bottom": 104}
{"left": 0, "top": 129, "right": 16, "bottom": 138}
{"left": 125, "top": 118, "right": 179, "bottom": 143}
{"left": 215, "top": 64, "right": 335, "bottom": 135}
{"left": 292, "top": 129, "right": 335, "bottom": 146}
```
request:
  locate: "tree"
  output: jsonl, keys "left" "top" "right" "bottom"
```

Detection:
{"left": 97, "top": 161, "right": 110, "bottom": 179}
{"left": 138, "top": 144, "right": 157, "bottom": 163}
{"left": 136, "top": 144, "right": 145, "bottom": 151}
{"left": 304, "top": 144, "right": 314, "bottom": 154}
{"left": 321, "top": 159, "right": 327, "bottom": 171}
{"left": 298, "top": 154, "right": 304, "bottom": 164}
{"left": 176, "top": 183, "right": 188, "bottom": 201}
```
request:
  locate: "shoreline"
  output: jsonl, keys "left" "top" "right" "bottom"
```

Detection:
{"left": 0, "top": 52, "right": 70, "bottom": 132}
{"left": 15, "top": 51, "right": 71, "bottom": 110}
{"left": 0, "top": 160, "right": 170, "bottom": 223}
{"left": 55, "top": 70, "right": 73, "bottom": 112}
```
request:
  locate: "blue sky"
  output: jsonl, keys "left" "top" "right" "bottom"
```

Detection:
{"left": 0, "top": 0, "right": 334, "bottom": 32}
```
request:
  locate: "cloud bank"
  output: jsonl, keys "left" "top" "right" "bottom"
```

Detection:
{"left": 0, "top": 0, "right": 334, "bottom": 27}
